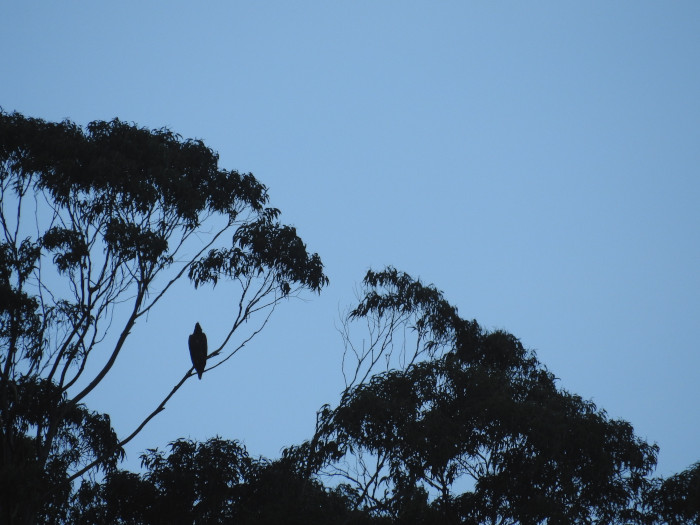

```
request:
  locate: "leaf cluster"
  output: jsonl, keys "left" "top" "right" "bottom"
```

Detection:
{"left": 0, "top": 112, "right": 266, "bottom": 225}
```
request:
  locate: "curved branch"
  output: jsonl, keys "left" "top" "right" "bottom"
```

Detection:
{"left": 70, "top": 287, "right": 145, "bottom": 406}
{"left": 137, "top": 219, "right": 233, "bottom": 318}
{"left": 66, "top": 366, "right": 194, "bottom": 484}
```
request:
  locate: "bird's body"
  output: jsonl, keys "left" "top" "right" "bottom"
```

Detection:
{"left": 188, "top": 323, "right": 207, "bottom": 380}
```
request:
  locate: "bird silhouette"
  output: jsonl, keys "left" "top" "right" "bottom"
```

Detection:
{"left": 188, "top": 323, "right": 208, "bottom": 380}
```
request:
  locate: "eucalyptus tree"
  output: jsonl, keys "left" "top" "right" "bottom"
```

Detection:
{"left": 308, "top": 268, "right": 658, "bottom": 524}
{"left": 0, "top": 110, "right": 327, "bottom": 523}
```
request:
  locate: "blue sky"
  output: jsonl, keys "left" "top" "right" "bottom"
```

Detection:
{"left": 2, "top": 2, "right": 698, "bottom": 479}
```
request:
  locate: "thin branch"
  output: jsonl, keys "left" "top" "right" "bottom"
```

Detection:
{"left": 70, "top": 287, "right": 145, "bottom": 406}
{"left": 137, "top": 218, "right": 233, "bottom": 318}
{"left": 206, "top": 304, "right": 276, "bottom": 372}
{"left": 65, "top": 367, "right": 193, "bottom": 484}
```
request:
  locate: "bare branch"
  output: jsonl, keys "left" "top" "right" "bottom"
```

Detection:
{"left": 66, "top": 367, "right": 192, "bottom": 484}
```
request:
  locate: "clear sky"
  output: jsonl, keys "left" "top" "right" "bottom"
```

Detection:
{"left": 2, "top": 2, "right": 698, "bottom": 479}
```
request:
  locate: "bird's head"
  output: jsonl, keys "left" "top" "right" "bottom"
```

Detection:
{"left": 194, "top": 322, "right": 202, "bottom": 333}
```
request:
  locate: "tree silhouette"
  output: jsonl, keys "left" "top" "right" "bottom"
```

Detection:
{"left": 0, "top": 110, "right": 328, "bottom": 523}
{"left": 646, "top": 461, "right": 700, "bottom": 524}
{"left": 70, "top": 437, "right": 362, "bottom": 525}
{"left": 305, "top": 268, "right": 659, "bottom": 523}
{"left": 63, "top": 267, "right": 698, "bottom": 523}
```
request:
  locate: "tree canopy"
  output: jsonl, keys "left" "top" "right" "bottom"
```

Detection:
{"left": 309, "top": 268, "right": 660, "bottom": 524}
{"left": 58, "top": 268, "right": 698, "bottom": 524}
{"left": 0, "top": 110, "right": 327, "bottom": 523}
{"left": 1, "top": 111, "right": 697, "bottom": 524}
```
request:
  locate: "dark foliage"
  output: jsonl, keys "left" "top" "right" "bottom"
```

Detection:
{"left": 63, "top": 276, "right": 696, "bottom": 525}
{"left": 3, "top": 109, "right": 695, "bottom": 523}
{"left": 646, "top": 462, "right": 700, "bottom": 524}
{"left": 0, "top": 110, "right": 327, "bottom": 523}
{"left": 309, "top": 268, "right": 660, "bottom": 524}
{"left": 70, "top": 437, "right": 365, "bottom": 525}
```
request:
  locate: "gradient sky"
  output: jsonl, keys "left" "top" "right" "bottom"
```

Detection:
{"left": 2, "top": 2, "right": 698, "bottom": 479}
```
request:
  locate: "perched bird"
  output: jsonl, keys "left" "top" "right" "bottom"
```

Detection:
{"left": 188, "top": 323, "right": 208, "bottom": 380}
